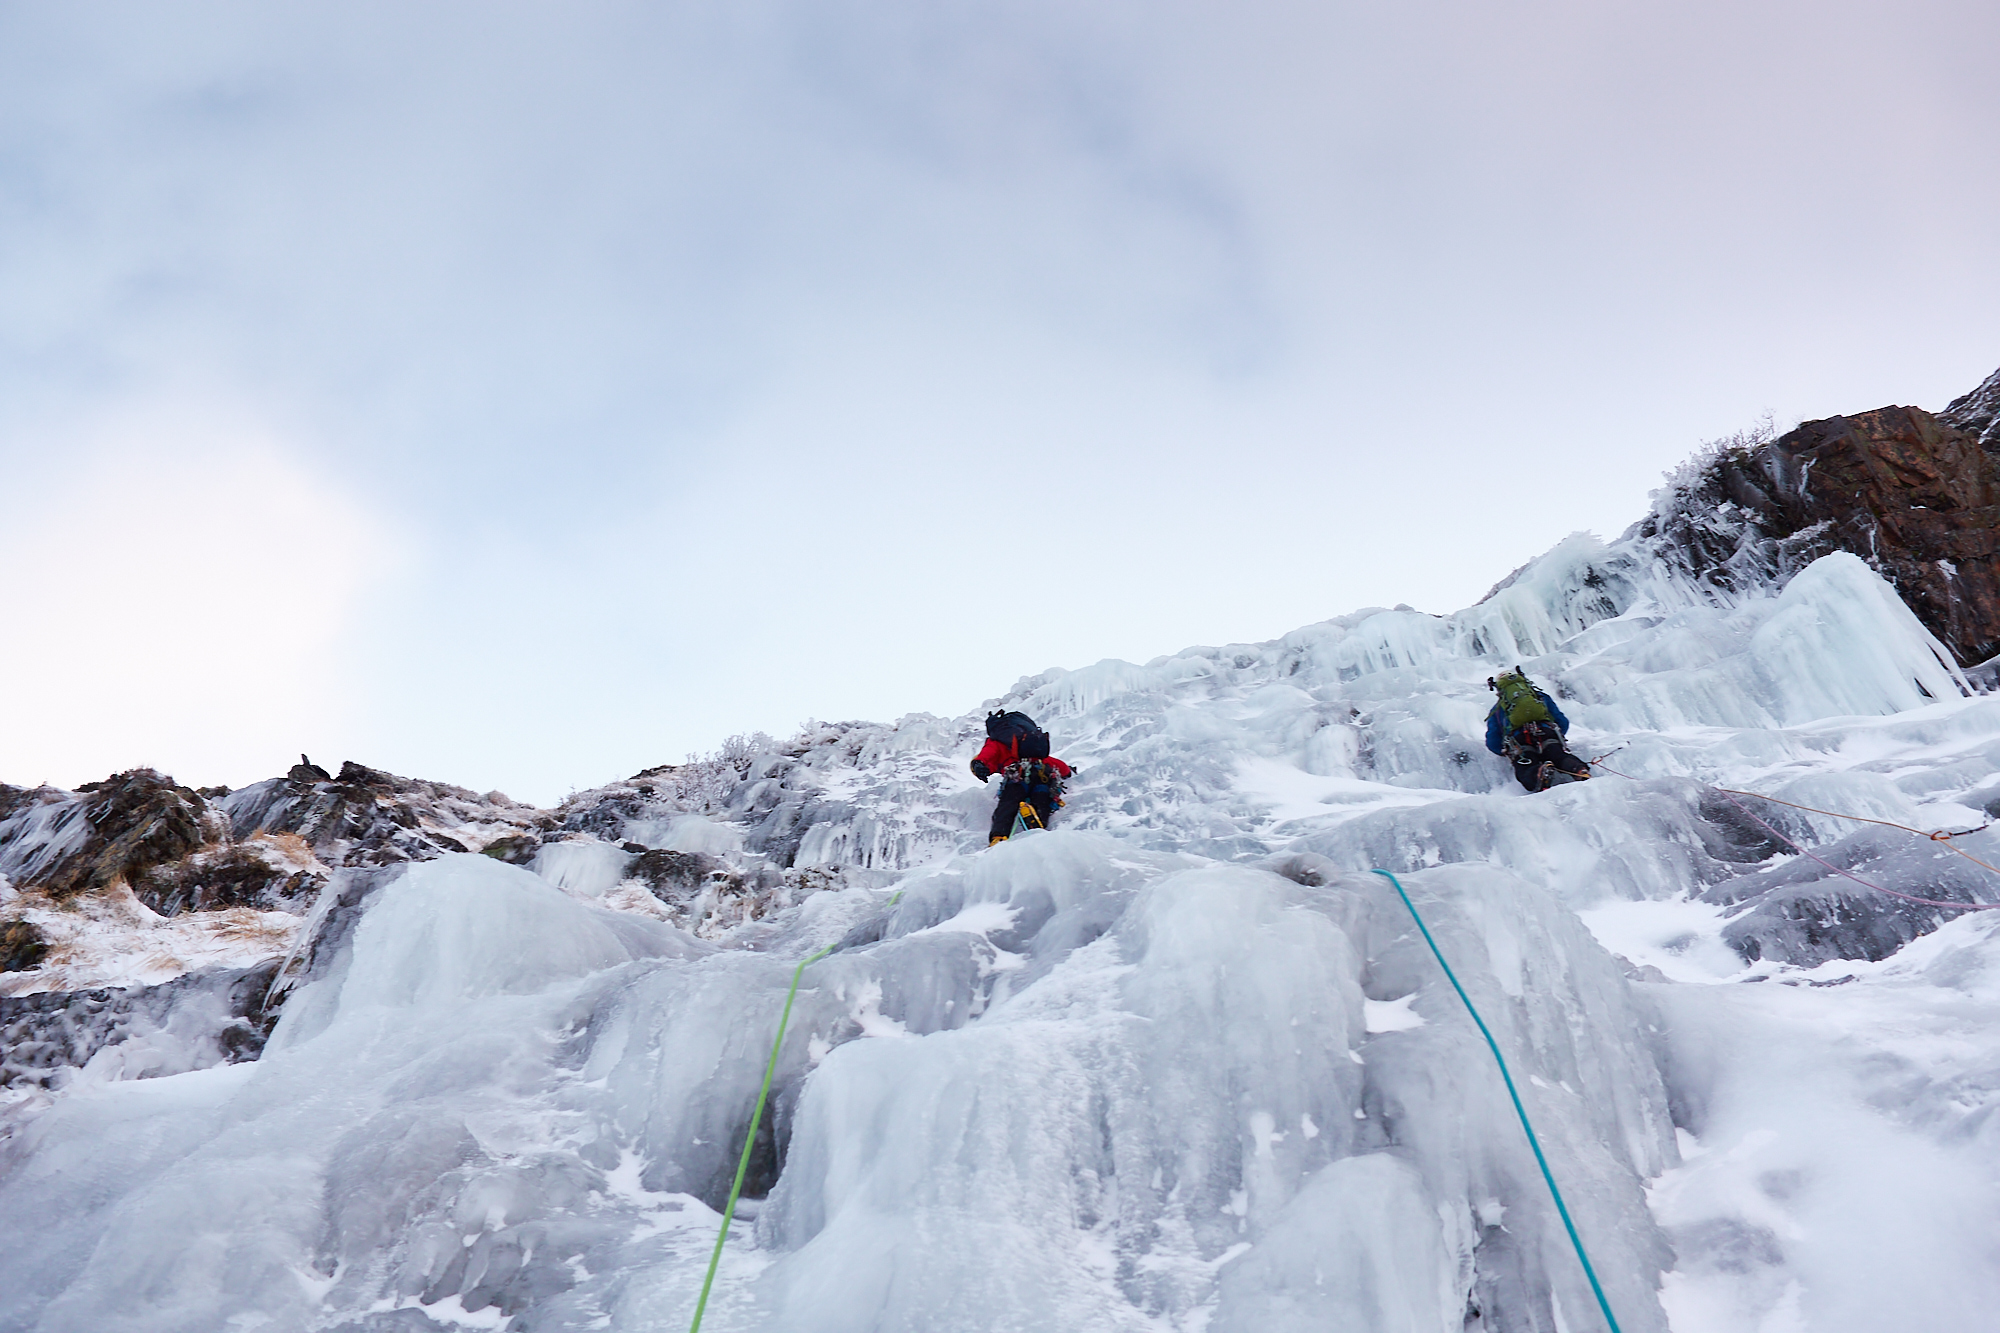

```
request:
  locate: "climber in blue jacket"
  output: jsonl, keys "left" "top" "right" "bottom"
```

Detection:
{"left": 1484, "top": 669, "right": 1591, "bottom": 792}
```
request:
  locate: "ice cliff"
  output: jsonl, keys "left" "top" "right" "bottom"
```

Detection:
{"left": 4, "top": 372, "right": 2000, "bottom": 1333}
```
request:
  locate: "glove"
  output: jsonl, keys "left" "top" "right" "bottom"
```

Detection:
{"left": 970, "top": 760, "right": 991, "bottom": 782}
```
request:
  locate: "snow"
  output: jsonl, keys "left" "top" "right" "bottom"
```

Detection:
{"left": 0, "top": 884, "right": 300, "bottom": 998}
{"left": 1362, "top": 993, "right": 1427, "bottom": 1033}
{"left": 1576, "top": 898, "right": 1747, "bottom": 984}
{"left": 906, "top": 899, "right": 1019, "bottom": 939}
{"left": 1646, "top": 918, "right": 2000, "bottom": 1332}
{"left": 5, "top": 533, "right": 2000, "bottom": 1331}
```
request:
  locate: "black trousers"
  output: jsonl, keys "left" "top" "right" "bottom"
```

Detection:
{"left": 1511, "top": 736, "right": 1590, "bottom": 791}
{"left": 989, "top": 780, "right": 1057, "bottom": 839}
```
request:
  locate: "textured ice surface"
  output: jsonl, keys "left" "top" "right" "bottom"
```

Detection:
{"left": 3, "top": 538, "right": 1999, "bottom": 1331}
{"left": 1644, "top": 911, "right": 2000, "bottom": 1332}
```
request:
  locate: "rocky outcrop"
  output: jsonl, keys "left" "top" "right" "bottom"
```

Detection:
{"left": 0, "top": 760, "right": 555, "bottom": 1099}
{"left": 1705, "top": 820, "right": 1998, "bottom": 968}
{"left": 627, "top": 847, "right": 727, "bottom": 898}
{"left": 1, "top": 770, "right": 216, "bottom": 900}
{"left": 0, "top": 959, "right": 281, "bottom": 1092}
{"left": 1639, "top": 368, "right": 2000, "bottom": 666}
{"left": 1, "top": 761, "right": 547, "bottom": 922}
{"left": 133, "top": 842, "right": 323, "bottom": 916}
{"left": 0, "top": 919, "right": 47, "bottom": 972}
{"left": 287, "top": 754, "right": 334, "bottom": 783}
{"left": 1940, "top": 363, "right": 2000, "bottom": 452}
{"left": 217, "top": 761, "right": 548, "bottom": 870}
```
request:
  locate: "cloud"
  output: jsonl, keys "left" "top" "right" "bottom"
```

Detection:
{"left": 0, "top": 1, "right": 1995, "bottom": 801}
{"left": 0, "top": 397, "right": 400, "bottom": 790}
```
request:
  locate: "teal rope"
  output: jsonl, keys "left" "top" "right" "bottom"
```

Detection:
{"left": 1370, "top": 869, "right": 1623, "bottom": 1333}
{"left": 687, "top": 940, "right": 837, "bottom": 1333}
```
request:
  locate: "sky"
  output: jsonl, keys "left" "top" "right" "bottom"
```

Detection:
{"left": 1, "top": 0, "right": 1996, "bottom": 805}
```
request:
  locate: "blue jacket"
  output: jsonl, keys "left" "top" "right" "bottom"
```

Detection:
{"left": 1485, "top": 690, "right": 1570, "bottom": 754}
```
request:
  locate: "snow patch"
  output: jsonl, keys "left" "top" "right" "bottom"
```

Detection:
{"left": 1362, "top": 993, "right": 1426, "bottom": 1033}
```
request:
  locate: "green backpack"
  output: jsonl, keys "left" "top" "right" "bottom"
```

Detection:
{"left": 1493, "top": 671, "right": 1553, "bottom": 728}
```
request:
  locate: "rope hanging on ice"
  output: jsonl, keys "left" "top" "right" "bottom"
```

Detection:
{"left": 688, "top": 939, "right": 838, "bottom": 1333}
{"left": 1589, "top": 760, "right": 2000, "bottom": 912}
{"left": 1706, "top": 785, "right": 1998, "bottom": 876}
{"left": 689, "top": 879, "right": 915, "bottom": 1331}
{"left": 1370, "top": 869, "right": 1625, "bottom": 1333}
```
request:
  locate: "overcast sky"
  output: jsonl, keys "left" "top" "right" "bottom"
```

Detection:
{"left": 2, "top": 0, "right": 1995, "bottom": 804}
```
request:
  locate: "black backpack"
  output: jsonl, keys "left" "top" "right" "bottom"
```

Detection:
{"left": 986, "top": 709, "right": 1051, "bottom": 759}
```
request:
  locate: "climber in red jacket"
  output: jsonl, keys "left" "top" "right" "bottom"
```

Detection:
{"left": 971, "top": 710, "right": 1074, "bottom": 845}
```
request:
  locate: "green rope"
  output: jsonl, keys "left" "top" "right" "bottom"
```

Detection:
{"left": 1370, "top": 869, "right": 1623, "bottom": 1333}
{"left": 687, "top": 940, "right": 837, "bottom": 1333}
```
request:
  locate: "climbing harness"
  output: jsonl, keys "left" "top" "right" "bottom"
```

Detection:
{"left": 1502, "top": 719, "right": 1563, "bottom": 760}
{"left": 1588, "top": 760, "right": 2000, "bottom": 912}
{"left": 1000, "top": 758, "right": 1068, "bottom": 806}
{"left": 687, "top": 940, "right": 836, "bottom": 1333}
{"left": 1370, "top": 869, "right": 1624, "bottom": 1333}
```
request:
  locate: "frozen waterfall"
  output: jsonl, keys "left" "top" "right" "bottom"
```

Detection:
{"left": 3, "top": 537, "right": 1999, "bottom": 1333}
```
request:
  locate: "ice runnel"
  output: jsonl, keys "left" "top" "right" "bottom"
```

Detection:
{"left": 0, "top": 838, "right": 1675, "bottom": 1332}
{"left": 748, "top": 844, "right": 1674, "bottom": 1333}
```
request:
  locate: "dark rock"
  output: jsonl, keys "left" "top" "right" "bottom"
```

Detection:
{"left": 1642, "top": 392, "right": 2000, "bottom": 665}
{"left": 288, "top": 754, "right": 334, "bottom": 783}
{"left": 1967, "top": 655, "right": 2000, "bottom": 694}
{"left": 1693, "top": 790, "right": 1790, "bottom": 865}
{"left": 1707, "top": 824, "right": 1999, "bottom": 966}
{"left": 218, "top": 766, "right": 545, "bottom": 869}
{"left": 478, "top": 834, "right": 540, "bottom": 865}
{"left": 1261, "top": 851, "right": 1344, "bottom": 887}
{"left": 1939, "top": 362, "right": 2000, "bottom": 453}
{"left": 17, "top": 770, "right": 212, "bottom": 899}
{"left": 558, "top": 784, "right": 670, "bottom": 844}
{"left": 261, "top": 866, "right": 407, "bottom": 1019}
{"left": 1, "top": 918, "right": 48, "bottom": 972}
{"left": 135, "top": 845, "right": 323, "bottom": 917}
{"left": 0, "top": 959, "right": 281, "bottom": 1091}
{"left": 1720, "top": 884, "right": 1948, "bottom": 967}
{"left": 630, "top": 849, "right": 720, "bottom": 902}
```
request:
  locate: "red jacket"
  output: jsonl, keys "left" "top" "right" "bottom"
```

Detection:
{"left": 972, "top": 737, "right": 1072, "bottom": 781}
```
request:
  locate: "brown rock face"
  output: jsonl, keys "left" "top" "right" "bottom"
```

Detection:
{"left": 1652, "top": 380, "right": 2000, "bottom": 667}
{"left": 1771, "top": 406, "right": 2000, "bottom": 665}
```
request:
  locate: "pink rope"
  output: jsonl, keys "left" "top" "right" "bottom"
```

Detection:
{"left": 1590, "top": 761, "right": 2000, "bottom": 913}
